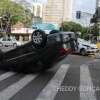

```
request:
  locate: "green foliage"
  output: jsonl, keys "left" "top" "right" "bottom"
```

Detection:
{"left": 90, "top": 24, "right": 99, "bottom": 36}
{"left": 61, "top": 21, "right": 99, "bottom": 39}
{"left": 0, "top": 0, "right": 32, "bottom": 27}
{"left": 81, "top": 27, "right": 89, "bottom": 38}
{"left": 61, "top": 21, "right": 83, "bottom": 32}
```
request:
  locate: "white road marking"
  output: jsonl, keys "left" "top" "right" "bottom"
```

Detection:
{"left": 0, "top": 72, "right": 15, "bottom": 82}
{"left": 35, "top": 64, "right": 70, "bottom": 100}
{"left": 0, "top": 74, "right": 37, "bottom": 100}
{"left": 80, "top": 64, "right": 97, "bottom": 100}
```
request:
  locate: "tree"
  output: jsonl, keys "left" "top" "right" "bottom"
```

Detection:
{"left": 0, "top": 0, "right": 32, "bottom": 27}
{"left": 61, "top": 21, "right": 83, "bottom": 32}
{"left": 60, "top": 21, "right": 93, "bottom": 39}
{"left": 90, "top": 24, "right": 99, "bottom": 36}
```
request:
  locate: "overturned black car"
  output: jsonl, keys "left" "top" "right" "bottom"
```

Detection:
{"left": 0, "top": 30, "right": 77, "bottom": 72}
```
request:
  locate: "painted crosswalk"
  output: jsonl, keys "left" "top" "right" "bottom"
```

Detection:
{"left": 0, "top": 63, "right": 98, "bottom": 100}
{"left": 0, "top": 74, "right": 37, "bottom": 100}
{"left": 36, "top": 64, "right": 70, "bottom": 100}
{"left": 0, "top": 72, "right": 15, "bottom": 82}
{"left": 80, "top": 64, "right": 97, "bottom": 100}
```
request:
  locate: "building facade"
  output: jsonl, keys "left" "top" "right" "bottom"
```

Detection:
{"left": 42, "top": 0, "right": 73, "bottom": 26}
{"left": 72, "top": 0, "right": 96, "bottom": 27}
{"left": 72, "top": 11, "right": 93, "bottom": 27}
{"left": 32, "top": 3, "right": 43, "bottom": 23}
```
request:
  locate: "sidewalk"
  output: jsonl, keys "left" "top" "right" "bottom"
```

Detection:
{"left": 95, "top": 50, "right": 100, "bottom": 59}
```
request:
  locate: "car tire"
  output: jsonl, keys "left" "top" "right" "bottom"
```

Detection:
{"left": 13, "top": 43, "right": 17, "bottom": 48}
{"left": 80, "top": 49, "right": 87, "bottom": 56}
{"left": 49, "top": 30, "right": 59, "bottom": 34}
{"left": 0, "top": 42, "right": 3, "bottom": 47}
{"left": 31, "top": 30, "right": 47, "bottom": 48}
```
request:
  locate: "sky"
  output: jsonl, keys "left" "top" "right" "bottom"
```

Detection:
{"left": 13, "top": 0, "right": 96, "bottom": 14}
{"left": 73, "top": 0, "right": 96, "bottom": 14}
{"left": 27, "top": 0, "right": 96, "bottom": 14}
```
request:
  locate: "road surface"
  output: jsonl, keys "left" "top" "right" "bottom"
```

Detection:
{"left": 0, "top": 50, "right": 99, "bottom": 100}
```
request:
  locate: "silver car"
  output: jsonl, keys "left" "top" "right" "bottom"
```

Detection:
{"left": 0, "top": 37, "right": 21, "bottom": 47}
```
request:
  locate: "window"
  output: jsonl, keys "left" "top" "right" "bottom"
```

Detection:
{"left": 63, "top": 34, "right": 70, "bottom": 42}
{"left": 37, "top": 6, "right": 41, "bottom": 17}
{"left": 23, "top": 36, "right": 29, "bottom": 41}
{"left": 76, "top": 11, "right": 81, "bottom": 19}
{"left": 32, "top": 26, "right": 37, "bottom": 29}
{"left": 7, "top": 38, "right": 11, "bottom": 41}
{"left": 2, "top": 38, "right": 6, "bottom": 41}
{"left": 33, "top": 6, "right": 35, "bottom": 16}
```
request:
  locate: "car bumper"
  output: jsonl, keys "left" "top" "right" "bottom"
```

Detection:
{"left": 87, "top": 49, "right": 99, "bottom": 54}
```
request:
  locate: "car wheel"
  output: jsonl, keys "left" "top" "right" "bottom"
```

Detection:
{"left": 0, "top": 42, "right": 3, "bottom": 47}
{"left": 31, "top": 29, "right": 47, "bottom": 48}
{"left": 49, "top": 30, "right": 59, "bottom": 34}
{"left": 13, "top": 43, "right": 17, "bottom": 48}
{"left": 80, "top": 49, "right": 86, "bottom": 56}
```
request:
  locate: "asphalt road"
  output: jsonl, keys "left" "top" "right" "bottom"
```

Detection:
{"left": 0, "top": 47, "right": 100, "bottom": 100}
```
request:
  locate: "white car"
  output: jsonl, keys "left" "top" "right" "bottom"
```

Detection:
{"left": 75, "top": 38, "right": 99, "bottom": 55}
{"left": 0, "top": 37, "right": 21, "bottom": 47}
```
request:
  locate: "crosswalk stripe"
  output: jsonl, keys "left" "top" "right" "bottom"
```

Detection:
{"left": 80, "top": 64, "right": 96, "bottom": 100}
{"left": 0, "top": 72, "right": 15, "bottom": 82}
{"left": 0, "top": 74, "right": 37, "bottom": 100}
{"left": 35, "top": 64, "right": 70, "bottom": 100}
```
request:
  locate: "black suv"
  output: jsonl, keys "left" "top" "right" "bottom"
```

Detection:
{"left": 0, "top": 30, "right": 77, "bottom": 72}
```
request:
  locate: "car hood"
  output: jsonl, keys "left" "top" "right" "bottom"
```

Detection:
{"left": 82, "top": 43, "right": 97, "bottom": 49}
{"left": 89, "top": 44, "right": 97, "bottom": 48}
{"left": 78, "top": 38, "right": 97, "bottom": 49}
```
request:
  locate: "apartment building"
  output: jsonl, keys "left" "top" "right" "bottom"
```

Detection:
{"left": 42, "top": 0, "right": 73, "bottom": 26}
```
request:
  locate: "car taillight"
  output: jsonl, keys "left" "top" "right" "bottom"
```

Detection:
{"left": 60, "top": 48, "right": 67, "bottom": 55}
{"left": 60, "top": 48, "right": 72, "bottom": 56}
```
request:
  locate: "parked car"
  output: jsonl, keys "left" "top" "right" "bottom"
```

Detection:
{"left": 0, "top": 36, "right": 21, "bottom": 47}
{"left": 75, "top": 38, "right": 99, "bottom": 56}
{"left": 0, "top": 30, "right": 77, "bottom": 72}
